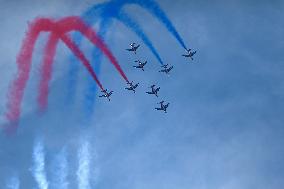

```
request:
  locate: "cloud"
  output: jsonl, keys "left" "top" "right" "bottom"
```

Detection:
{"left": 6, "top": 175, "right": 20, "bottom": 189}
{"left": 1, "top": 0, "right": 284, "bottom": 188}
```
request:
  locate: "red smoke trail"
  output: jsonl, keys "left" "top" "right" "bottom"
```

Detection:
{"left": 39, "top": 33, "right": 105, "bottom": 111}
{"left": 36, "top": 17, "right": 129, "bottom": 110}
{"left": 5, "top": 19, "right": 52, "bottom": 126}
{"left": 60, "top": 34, "right": 104, "bottom": 91}
{"left": 4, "top": 16, "right": 129, "bottom": 131}
{"left": 52, "top": 17, "right": 129, "bottom": 82}
{"left": 70, "top": 19, "right": 129, "bottom": 82}
{"left": 38, "top": 33, "right": 59, "bottom": 111}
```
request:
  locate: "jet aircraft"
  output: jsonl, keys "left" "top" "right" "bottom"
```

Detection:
{"left": 182, "top": 48, "right": 197, "bottom": 60}
{"left": 133, "top": 60, "right": 147, "bottom": 71}
{"left": 125, "top": 81, "right": 139, "bottom": 93}
{"left": 126, "top": 43, "right": 140, "bottom": 54}
{"left": 146, "top": 85, "right": 160, "bottom": 97}
{"left": 155, "top": 101, "right": 170, "bottom": 113}
{"left": 159, "top": 64, "right": 173, "bottom": 75}
{"left": 99, "top": 89, "right": 113, "bottom": 101}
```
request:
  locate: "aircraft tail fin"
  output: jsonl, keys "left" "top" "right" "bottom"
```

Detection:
{"left": 186, "top": 48, "right": 191, "bottom": 53}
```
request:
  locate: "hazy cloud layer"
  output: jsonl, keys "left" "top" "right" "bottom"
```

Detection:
{"left": 0, "top": 0, "right": 284, "bottom": 188}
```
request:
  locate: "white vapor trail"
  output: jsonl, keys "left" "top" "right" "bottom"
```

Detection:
{"left": 6, "top": 176, "right": 20, "bottom": 189}
{"left": 32, "top": 138, "right": 49, "bottom": 189}
{"left": 53, "top": 148, "right": 69, "bottom": 189}
{"left": 77, "top": 140, "right": 91, "bottom": 189}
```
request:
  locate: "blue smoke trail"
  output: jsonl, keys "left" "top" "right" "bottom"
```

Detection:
{"left": 6, "top": 176, "right": 19, "bottom": 189}
{"left": 132, "top": 0, "right": 187, "bottom": 49}
{"left": 85, "top": 1, "right": 164, "bottom": 65}
{"left": 83, "top": 19, "right": 113, "bottom": 117}
{"left": 77, "top": 140, "right": 91, "bottom": 189}
{"left": 68, "top": 0, "right": 187, "bottom": 116}
{"left": 51, "top": 148, "right": 68, "bottom": 189}
{"left": 116, "top": 10, "right": 164, "bottom": 64}
{"left": 66, "top": 4, "right": 106, "bottom": 110}
{"left": 32, "top": 138, "right": 49, "bottom": 189}
{"left": 82, "top": 10, "right": 165, "bottom": 116}
{"left": 96, "top": 0, "right": 187, "bottom": 49}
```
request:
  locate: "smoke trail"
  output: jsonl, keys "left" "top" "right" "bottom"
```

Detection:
{"left": 72, "top": 21, "right": 129, "bottom": 82}
{"left": 59, "top": 17, "right": 129, "bottom": 82}
{"left": 84, "top": 19, "right": 113, "bottom": 117}
{"left": 81, "top": 0, "right": 187, "bottom": 61}
{"left": 77, "top": 140, "right": 91, "bottom": 189}
{"left": 38, "top": 19, "right": 111, "bottom": 110}
{"left": 116, "top": 11, "right": 163, "bottom": 64}
{"left": 82, "top": 1, "right": 165, "bottom": 65}
{"left": 61, "top": 34, "right": 104, "bottom": 91}
{"left": 6, "top": 176, "right": 20, "bottom": 189}
{"left": 67, "top": 0, "right": 187, "bottom": 116}
{"left": 32, "top": 138, "right": 49, "bottom": 189}
{"left": 52, "top": 148, "right": 68, "bottom": 189}
{"left": 69, "top": 0, "right": 165, "bottom": 116}
{"left": 135, "top": 0, "right": 187, "bottom": 49}
{"left": 4, "top": 18, "right": 53, "bottom": 132}
{"left": 4, "top": 16, "right": 128, "bottom": 131}
{"left": 38, "top": 33, "right": 59, "bottom": 111}
{"left": 82, "top": 6, "right": 166, "bottom": 117}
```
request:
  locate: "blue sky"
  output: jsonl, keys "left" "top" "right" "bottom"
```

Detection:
{"left": 0, "top": 0, "right": 284, "bottom": 188}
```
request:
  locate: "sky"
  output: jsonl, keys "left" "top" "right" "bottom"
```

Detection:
{"left": 0, "top": 0, "right": 284, "bottom": 188}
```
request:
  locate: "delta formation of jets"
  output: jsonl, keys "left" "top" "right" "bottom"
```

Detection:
{"left": 99, "top": 43, "right": 197, "bottom": 113}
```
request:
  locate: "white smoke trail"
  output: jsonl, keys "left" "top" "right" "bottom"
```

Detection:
{"left": 32, "top": 138, "right": 49, "bottom": 189}
{"left": 53, "top": 148, "right": 68, "bottom": 189}
{"left": 77, "top": 140, "right": 91, "bottom": 189}
{"left": 6, "top": 176, "right": 20, "bottom": 189}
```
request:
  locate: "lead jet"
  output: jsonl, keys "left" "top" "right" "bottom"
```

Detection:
{"left": 159, "top": 64, "right": 173, "bottom": 75}
{"left": 133, "top": 60, "right": 147, "bottom": 71}
{"left": 182, "top": 48, "right": 197, "bottom": 60}
{"left": 126, "top": 43, "right": 140, "bottom": 54}
{"left": 146, "top": 85, "right": 160, "bottom": 97}
{"left": 125, "top": 81, "right": 139, "bottom": 93}
{"left": 99, "top": 89, "right": 113, "bottom": 101}
{"left": 155, "top": 101, "right": 170, "bottom": 113}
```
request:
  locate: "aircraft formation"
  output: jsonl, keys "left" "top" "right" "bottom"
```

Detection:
{"left": 99, "top": 43, "right": 196, "bottom": 113}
